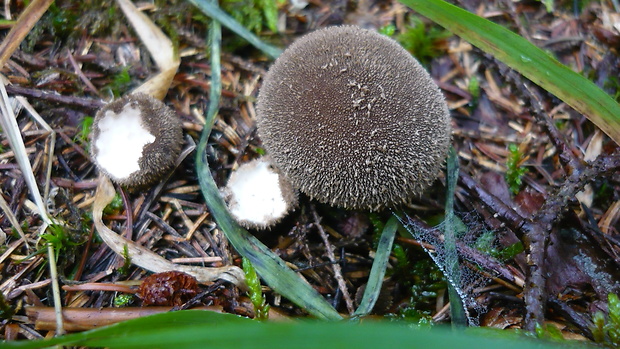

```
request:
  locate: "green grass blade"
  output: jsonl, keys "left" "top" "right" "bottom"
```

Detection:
{"left": 443, "top": 147, "right": 467, "bottom": 327}
{"left": 0, "top": 310, "right": 585, "bottom": 349}
{"left": 353, "top": 215, "right": 398, "bottom": 317}
{"left": 400, "top": 0, "right": 620, "bottom": 145}
{"left": 195, "top": 18, "right": 341, "bottom": 321}
{"left": 186, "top": 0, "right": 282, "bottom": 59}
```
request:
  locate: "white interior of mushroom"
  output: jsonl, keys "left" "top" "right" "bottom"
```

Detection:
{"left": 226, "top": 158, "right": 290, "bottom": 227}
{"left": 94, "top": 104, "right": 155, "bottom": 180}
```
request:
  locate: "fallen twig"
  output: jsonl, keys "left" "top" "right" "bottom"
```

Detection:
{"left": 26, "top": 306, "right": 225, "bottom": 332}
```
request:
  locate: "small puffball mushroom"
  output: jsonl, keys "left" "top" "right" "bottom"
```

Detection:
{"left": 256, "top": 25, "right": 452, "bottom": 210}
{"left": 90, "top": 93, "right": 183, "bottom": 187}
{"left": 223, "top": 157, "right": 298, "bottom": 229}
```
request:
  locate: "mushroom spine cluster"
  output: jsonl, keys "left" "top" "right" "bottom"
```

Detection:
{"left": 256, "top": 25, "right": 452, "bottom": 210}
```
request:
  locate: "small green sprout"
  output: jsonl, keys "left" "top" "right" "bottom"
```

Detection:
{"left": 11, "top": 220, "right": 29, "bottom": 239}
{"left": 0, "top": 291, "right": 14, "bottom": 320}
{"left": 389, "top": 245, "right": 446, "bottom": 322}
{"left": 242, "top": 257, "right": 269, "bottom": 320}
{"left": 505, "top": 143, "right": 528, "bottom": 194}
{"left": 397, "top": 17, "right": 451, "bottom": 66}
{"left": 117, "top": 244, "right": 132, "bottom": 276}
{"left": 378, "top": 24, "right": 396, "bottom": 37}
{"left": 253, "top": 146, "right": 266, "bottom": 156}
{"left": 535, "top": 323, "right": 565, "bottom": 342}
{"left": 536, "top": 0, "right": 554, "bottom": 12}
{"left": 104, "top": 67, "right": 132, "bottom": 98}
{"left": 468, "top": 76, "right": 480, "bottom": 102}
{"left": 75, "top": 116, "right": 94, "bottom": 147}
{"left": 368, "top": 212, "right": 385, "bottom": 248}
{"left": 41, "top": 223, "right": 81, "bottom": 260}
{"left": 592, "top": 293, "right": 620, "bottom": 347}
{"left": 103, "top": 193, "right": 123, "bottom": 215}
{"left": 222, "top": 0, "right": 279, "bottom": 34}
{"left": 473, "top": 230, "right": 524, "bottom": 262}
{"left": 113, "top": 293, "right": 134, "bottom": 307}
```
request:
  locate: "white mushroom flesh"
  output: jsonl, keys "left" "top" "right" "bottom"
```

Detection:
{"left": 94, "top": 104, "right": 155, "bottom": 180}
{"left": 226, "top": 159, "right": 290, "bottom": 227}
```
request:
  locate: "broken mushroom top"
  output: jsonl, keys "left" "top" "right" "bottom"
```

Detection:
{"left": 256, "top": 25, "right": 452, "bottom": 210}
{"left": 223, "top": 157, "right": 298, "bottom": 229}
{"left": 90, "top": 93, "right": 183, "bottom": 188}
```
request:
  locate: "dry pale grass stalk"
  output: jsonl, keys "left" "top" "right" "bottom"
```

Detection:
{"left": 115, "top": 0, "right": 179, "bottom": 100}
{"left": 92, "top": 175, "right": 246, "bottom": 287}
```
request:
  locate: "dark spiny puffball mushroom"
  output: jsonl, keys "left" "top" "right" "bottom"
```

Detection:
{"left": 90, "top": 93, "right": 183, "bottom": 187}
{"left": 256, "top": 25, "right": 452, "bottom": 210}
{"left": 223, "top": 157, "right": 298, "bottom": 229}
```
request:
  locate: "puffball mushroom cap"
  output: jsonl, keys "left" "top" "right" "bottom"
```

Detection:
{"left": 90, "top": 93, "right": 183, "bottom": 187}
{"left": 223, "top": 157, "right": 298, "bottom": 229}
{"left": 256, "top": 25, "right": 452, "bottom": 210}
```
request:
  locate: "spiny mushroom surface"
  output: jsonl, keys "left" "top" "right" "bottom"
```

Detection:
{"left": 256, "top": 25, "right": 451, "bottom": 210}
{"left": 90, "top": 93, "right": 183, "bottom": 187}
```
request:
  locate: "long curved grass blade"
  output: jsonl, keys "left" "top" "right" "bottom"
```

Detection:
{"left": 195, "top": 19, "right": 341, "bottom": 320}
{"left": 0, "top": 310, "right": 579, "bottom": 349}
{"left": 399, "top": 0, "right": 620, "bottom": 145}
{"left": 186, "top": 0, "right": 282, "bottom": 59}
{"left": 353, "top": 215, "right": 398, "bottom": 317}
{"left": 92, "top": 175, "right": 245, "bottom": 286}
{"left": 443, "top": 147, "right": 467, "bottom": 327}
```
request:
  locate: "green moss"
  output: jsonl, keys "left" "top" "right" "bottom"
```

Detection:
{"left": 102, "top": 67, "right": 132, "bottom": 99}
{"left": 592, "top": 293, "right": 620, "bottom": 347}
{"left": 113, "top": 293, "right": 135, "bottom": 307}
{"left": 389, "top": 244, "right": 446, "bottom": 321}
{"left": 368, "top": 212, "right": 385, "bottom": 248}
{"left": 505, "top": 144, "right": 528, "bottom": 195}
{"left": 378, "top": 24, "right": 396, "bottom": 37}
{"left": 75, "top": 116, "right": 94, "bottom": 150}
{"left": 40, "top": 223, "right": 83, "bottom": 263}
{"left": 25, "top": 0, "right": 120, "bottom": 50}
{"left": 103, "top": 193, "right": 123, "bottom": 215}
{"left": 221, "top": 0, "right": 279, "bottom": 34}
{"left": 243, "top": 257, "right": 270, "bottom": 320}
{"left": 117, "top": 245, "right": 132, "bottom": 276}
{"left": 0, "top": 291, "right": 14, "bottom": 320}
{"left": 473, "top": 230, "right": 524, "bottom": 262}
{"left": 604, "top": 76, "right": 620, "bottom": 103}
{"left": 396, "top": 17, "right": 451, "bottom": 66}
{"left": 468, "top": 75, "right": 480, "bottom": 103}
{"left": 535, "top": 323, "right": 565, "bottom": 342}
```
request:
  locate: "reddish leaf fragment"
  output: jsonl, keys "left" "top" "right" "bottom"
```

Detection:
{"left": 513, "top": 189, "right": 545, "bottom": 218}
{"left": 137, "top": 271, "right": 200, "bottom": 306}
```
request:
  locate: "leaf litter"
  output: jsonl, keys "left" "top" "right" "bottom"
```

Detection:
{"left": 0, "top": 0, "right": 618, "bottom": 345}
